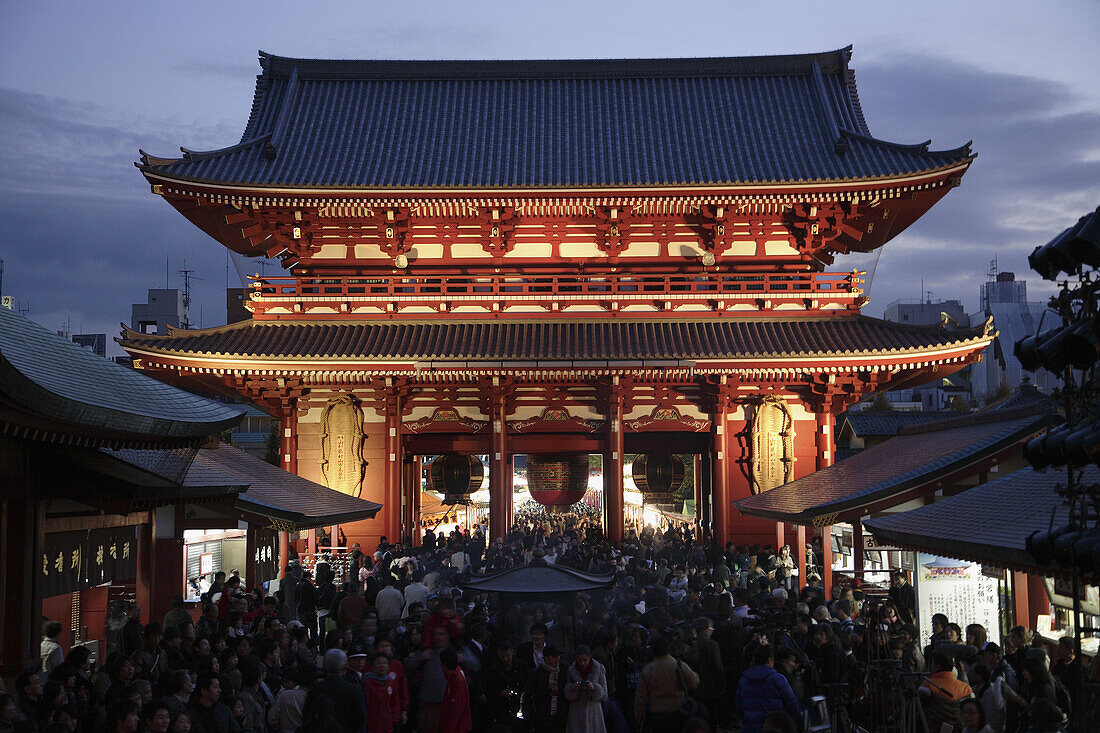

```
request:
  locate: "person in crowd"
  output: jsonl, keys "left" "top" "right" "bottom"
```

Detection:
{"left": 960, "top": 697, "right": 994, "bottom": 733}
{"left": 361, "top": 652, "right": 395, "bottom": 733}
{"left": 920, "top": 651, "right": 974, "bottom": 732}
{"left": 41, "top": 623, "right": 64, "bottom": 675}
{"left": 523, "top": 643, "right": 568, "bottom": 733}
{"left": 634, "top": 636, "right": 698, "bottom": 733}
{"left": 735, "top": 644, "right": 802, "bottom": 733}
{"left": 187, "top": 674, "right": 236, "bottom": 733}
{"left": 439, "top": 647, "right": 471, "bottom": 733}
{"left": 303, "top": 649, "right": 366, "bottom": 733}
{"left": 564, "top": 644, "right": 607, "bottom": 733}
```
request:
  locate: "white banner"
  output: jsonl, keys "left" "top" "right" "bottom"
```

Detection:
{"left": 915, "top": 553, "right": 1001, "bottom": 645}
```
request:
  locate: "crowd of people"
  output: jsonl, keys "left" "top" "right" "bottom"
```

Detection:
{"left": 7, "top": 511, "right": 1098, "bottom": 733}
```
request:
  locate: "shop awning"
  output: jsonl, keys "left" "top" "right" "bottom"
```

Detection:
{"left": 862, "top": 465, "right": 1090, "bottom": 577}
{"left": 734, "top": 407, "right": 1052, "bottom": 526}
{"left": 190, "top": 444, "right": 383, "bottom": 531}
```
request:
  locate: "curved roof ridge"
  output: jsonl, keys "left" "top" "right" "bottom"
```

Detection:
{"left": 839, "top": 128, "right": 973, "bottom": 159}
{"left": 179, "top": 133, "right": 272, "bottom": 162}
{"left": 256, "top": 47, "right": 856, "bottom": 81}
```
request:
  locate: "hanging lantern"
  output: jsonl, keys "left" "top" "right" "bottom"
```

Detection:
{"left": 632, "top": 453, "right": 686, "bottom": 504}
{"left": 426, "top": 454, "right": 484, "bottom": 505}
{"left": 527, "top": 453, "right": 589, "bottom": 512}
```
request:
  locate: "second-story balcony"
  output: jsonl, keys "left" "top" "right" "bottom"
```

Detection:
{"left": 246, "top": 270, "right": 866, "bottom": 320}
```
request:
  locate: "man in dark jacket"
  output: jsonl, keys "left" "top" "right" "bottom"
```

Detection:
{"left": 484, "top": 641, "right": 528, "bottom": 727}
{"left": 735, "top": 645, "right": 802, "bottom": 733}
{"left": 806, "top": 624, "right": 846, "bottom": 685}
{"left": 522, "top": 643, "right": 568, "bottom": 733}
{"left": 692, "top": 618, "right": 725, "bottom": 728}
{"left": 188, "top": 674, "right": 239, "bottom": 733}
{"left": 303, "top": 649, "right": 367, "bottom": 733}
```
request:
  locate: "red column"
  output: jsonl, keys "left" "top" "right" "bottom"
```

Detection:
{"left": 411, "top": 457, "right": 423, "bottom": 547}
{"left": 489, "top": 385, "right": 511, "bottom": 541}
{"left": 604, "top": 382, "right": 625, "bottom": 544}
{"left": 278, "top": 532, "right": 290, "bottom": 578}
{"left": 712, "top": 406, "right": 730, "bottom": 543}
{"left": 816, "top": 408, "right": 836, "bottom": 591}
{"left": 776, "top": 522, "right": 786, "bottom": 551}
{"left": 384, "top": 389, "right": 403, "bottom": 542}
{"left": 796, "top": 524, "right": 807, "bottom": 586}
{"left": 1013, "top": 571, "right": 1030, "bottom": 628}
{"left": 693, "top": 454, "right": 704, "bottom": 539}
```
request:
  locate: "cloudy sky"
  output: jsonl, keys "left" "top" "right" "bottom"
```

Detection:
{"left": 1, "top": 1, "right": 1097, "bottom": 353}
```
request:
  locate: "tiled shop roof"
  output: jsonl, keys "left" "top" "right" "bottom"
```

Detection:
{"left": 863, "top": 465, "right": 1092, "bottom": 576}
{"left": 0, "top": 307, "right": 242, "bottom": 442}
{"left": 193, "top": 444, "right": 383, "bottom": 530}
{"left": 735, "top": 409, "right": 1051, "bottom": 524}
{"left": 120, "top": 316, "right": 991, "bottom": 363}
{"left": 138, "top": 48, "right": 972, "bottom": 189}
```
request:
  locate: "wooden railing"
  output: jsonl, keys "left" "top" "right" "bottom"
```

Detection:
{"left": 247, "top": 270, "right": 864, "bottom": 319}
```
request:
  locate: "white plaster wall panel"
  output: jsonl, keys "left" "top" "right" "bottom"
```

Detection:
{"left": 354, "top": 243, "right": 390, "bottom": 259}
{"left": 314, "top": 244, "right": 348, "bottom": 259}
{"left": 408, "top": 243, "right": 444, "bottom": 259}
{"left": 504, "top": 242, "right": 553, "bottom": 258}
{"left": 451, "top": 243, "right": 491, "bottom": 258}
{"left": 619, "top": 242, "right": 661, "bottom": 257}
{"left": 765, "top": 240, "right": 799, "bottom": 256}
{"left": 559, "top": 242, "right": 605, "bottom": 258}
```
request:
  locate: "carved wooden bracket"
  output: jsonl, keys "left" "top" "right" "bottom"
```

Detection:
{"left": 477, "top": 207, "right": 519, "bottom": 257}
{"left": 593, "top": 206, "right": 634, "bottom": 257}
{"left": 691, "top": 204, "right": 735, "bottom": 256}
{"left": 371, "top": 207, "right": 414, "bottom": 257}
{"left": 223, "top": 375, "right": 307, "bottom": 418}
{"left": 783, "top": 202, "right": 868, "bottom": 264}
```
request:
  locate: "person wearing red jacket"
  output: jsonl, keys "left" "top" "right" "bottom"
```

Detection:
{"left": 421, "top": 598, "right": 465, "bottom": 649}
{"left": 362, "top": 652, "right": 395, "bottom": 733}
{"left": 440, "top": 647, "right": 472, "bottom": 733}
{"left": 376, "top": 638, "right": 409, "bottom": 728}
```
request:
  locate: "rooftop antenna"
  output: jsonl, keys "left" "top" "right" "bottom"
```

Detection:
{"left": 179, "top": 264, "right": 204, "bottom": 330}
{"left": 988, "top": 257, "right": 998, "bottom": 282}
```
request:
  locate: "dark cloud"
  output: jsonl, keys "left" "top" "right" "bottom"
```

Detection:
{"left": 847, "top": 54, "right": 1100, "bottom": 315}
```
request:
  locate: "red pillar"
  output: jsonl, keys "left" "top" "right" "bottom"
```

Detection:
{"left": 384, "top": 389, "right": 403, "bottom": 543}
{"left": 278, "top": 532, "right": 290, "bottom": 578}
{"left": 489, "top": 384, "right": 511, "bottom": 541}
{"left": 1013, "top": 571, "right": 1030, "bottom": 628}
{"left": 411, "top": 457, "right": 423, "bottom": 547}
{"left": 822, "top": 526, "right": 833, "bottom": 592}
{"left": 693, "top": 454, "right": 704, "bottom": 539}
{"left": 604, "top": 381, "right": 625, "bottom": 544}
{"left": 796, "top": 524, "right": 807, "bottom": 587}
{"left": 776, "top": 521, "right": 786, "bottom": 551}
{"left": 712, "top": 405, "right": 730, "bottom": 543}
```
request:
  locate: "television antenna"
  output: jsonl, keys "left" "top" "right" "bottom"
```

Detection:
{"left": 179, "top": 266, "right": 204, "bottom": 330}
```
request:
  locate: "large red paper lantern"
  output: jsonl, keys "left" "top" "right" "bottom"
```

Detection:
{"left": 526, "top": 453, "right": 588, "bottom": 512}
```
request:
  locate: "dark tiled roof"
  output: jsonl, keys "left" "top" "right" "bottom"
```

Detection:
{"left": 977, "top": 383, "right": 1054, "bottom": 413}
{"left": 839, "top": 410, "right": 959, "bottom": 438}
{"left": 138, "top": 49, "right": 971, "bottom": 189}
{"left": 461, "top": 559, "right": 614, "bottom": 593}
{"left": 0, "top": 307, "right": 243, "bottom": 441}
{"left": 863, "top": 465, "right": 1091, "bottom": 575}
{"left": 735, "top": 410, "right": 1051, "bottom": 523}
{"left": 120, "top": 316, "right": 989, "bottom": 362}
{"left": 191, "top": 443, "right": 383, "bottom": 530}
